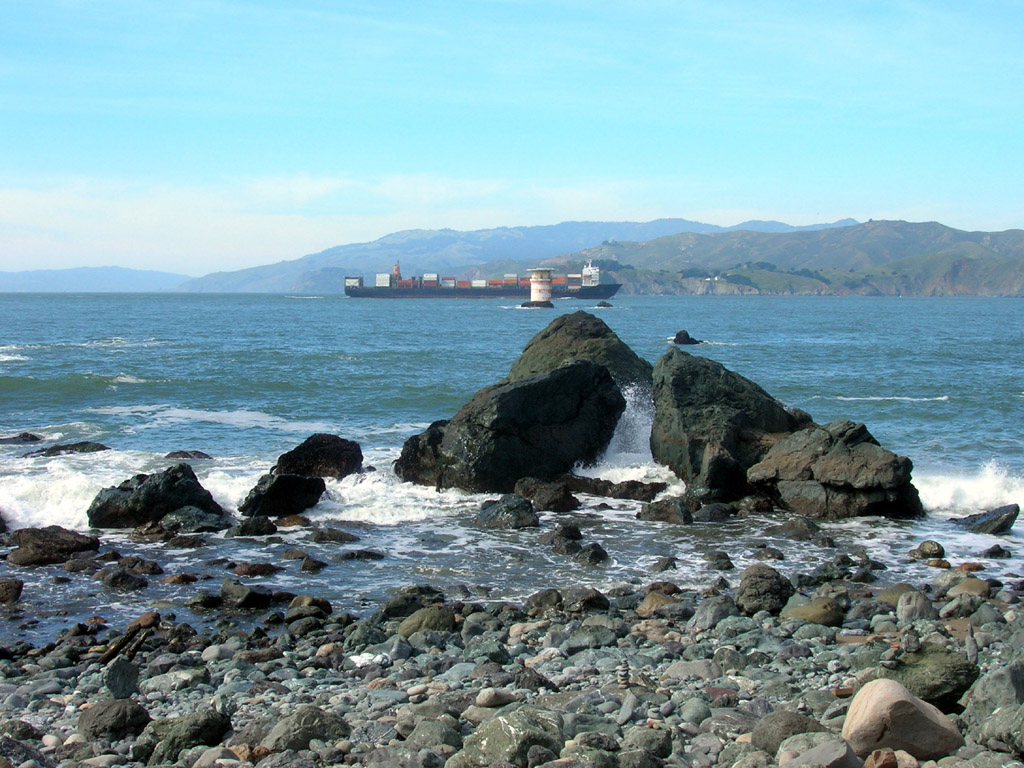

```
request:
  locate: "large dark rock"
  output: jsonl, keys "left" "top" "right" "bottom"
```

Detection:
{"left": 747, "top": 420, "right": 924, "bottom": 519}
{"left": 395, "top": 361, "right": 625, "bottom": 492}
{"left": 7, "top": 526, "right": 100, "bottom": 566}
{"left": 78, "top": 698, "right": 151, "bottom": 740}
{"left": 953, "top": 503, "right": 1018, "bottom": 535}
{"left": 138, "top": 709, "right": 232, "bottom": 766}
{"left": 86, "top": 463, "right": 224, "bottom": 528}
{"left": 507, "top": 310, "right": 653, "bottom": 390}
{"left": 23, "top": 441, "right": 110, "bottom": 458}
{"left": 237, "top": 473, "right": 326, "bottom": 517}
{"left": 735, "top": 564, "right": 795, "bottom": 616}
{"left": 272, "top": 433, "right": 362, "bottom": 479}
{"left": 650, "top": 348, "right": 811, "bottom": 500}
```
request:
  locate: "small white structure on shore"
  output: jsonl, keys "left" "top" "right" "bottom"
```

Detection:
{"left": 529, "top": 268, "right": 553, "bottom": 303}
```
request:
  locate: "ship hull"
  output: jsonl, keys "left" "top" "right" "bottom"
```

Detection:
{"left": 344, "top": 283, "right": 621, "bottom": 299}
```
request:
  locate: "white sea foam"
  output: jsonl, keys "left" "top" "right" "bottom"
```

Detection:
{"left": 916, "top": 461, "right": 1024, "bottom": 514}
{"left": 314, "top": 470, "right": 474, "bottom": 525}
{"left": 111, "top": 374, "right": 150, "bottom": 385}
{"left": 0, "top": 353, "right": 29, "bottom": 362}
{"left": 88, "top": 404, "right": 338, "bottom": 434}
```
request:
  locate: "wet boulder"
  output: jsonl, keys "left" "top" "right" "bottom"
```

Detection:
{"left": 7, "top": 526, "right": 100, "bottom": 566}
{"left": 650, "top": 347, "right": 811, "bottom": 500}
{"left": 747, "top": 420, "right": 924, "bottom": 519}
{"left": 86, "top": 463, "right": 225, "bottom": 528}
{"left": 23, "top": 441, "right": 110, "bottom": 458}
{"left": 952, "top": 503, "right": 1018, "bottom": 535}
{"left": 0, "top": 432, "right": 42, "bottom": 444}
{"left": 395, "top": 361, "right": 625, "bottom": 493}
{"left": 514, "top": 477, "right": 581, "bottom": 512}
{"left": 272, "top": 433, "right": 362, "bottom": 480}
{"left": 506, "top": 310, "right": 653, "bottom": 391}
{"left": 672, "top": 329, "right": 703, "bottom": 345}
{"left": 478, "top": 495, "right": 540, "bottom": 529}
{"left": 237, "top": 474, "right": 325, "bottom": 517}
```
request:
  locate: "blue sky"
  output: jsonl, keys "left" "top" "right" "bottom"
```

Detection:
{"left": 2, "top": 1, "right": 1022, "bottom": 275}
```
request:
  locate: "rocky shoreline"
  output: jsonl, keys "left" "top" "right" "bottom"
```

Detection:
{"left": 0, "top": 536, "right": 1023, "bottom": 768}
{"left": 1, "top": 311, "right": 1022, "bottom": 767}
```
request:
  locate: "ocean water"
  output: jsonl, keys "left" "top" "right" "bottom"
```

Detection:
{"left": 1, "top": 293, "right": 1022, "bottom": 641}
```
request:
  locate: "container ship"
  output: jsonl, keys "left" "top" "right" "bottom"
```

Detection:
{"left": 344, "top": 260, "right": 621, "bottom": 299}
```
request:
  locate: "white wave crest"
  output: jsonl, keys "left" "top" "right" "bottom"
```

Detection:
{"left": 88, "top": 404, "right": 338, "bottom": 434}
{"left": 916, "top": 461, "right": 1024, "bottom": 514}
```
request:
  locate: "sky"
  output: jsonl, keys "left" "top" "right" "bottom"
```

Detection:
{"left": 2, "top": 1, "right": 1023, "bottom": 276}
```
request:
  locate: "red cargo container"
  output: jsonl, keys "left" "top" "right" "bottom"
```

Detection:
{"left": 422, "top": 280, "right": 438, "bottom": 287}
{"left": 488, "top": 280, "right": 503, "bottom": 287}
{"left": 456, "top": 280, "right": 471, "bottom": 288}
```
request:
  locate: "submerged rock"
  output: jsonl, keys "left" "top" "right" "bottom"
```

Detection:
{"left": 395, "top": 361, "right": 624, "bottom": 493}
{"left": 23, "top": 441, "right": 110, "bottom": 457}
{"left": 86, "top": 463, "right": 224, "bottom": 528}
{"left": 0, "top": 432, "right": 42, "bottom": 444}
{"left": 650, "top": 347, "right": 811, "bottom": 500}
{"left": 747, "top": 420, "right": 924, "bottom": 519}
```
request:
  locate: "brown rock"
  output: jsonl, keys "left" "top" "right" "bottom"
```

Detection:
{"left": 864, "top": 748, "right": 899, "bottom": 768}
{"left": 947, "top": 578, "right": 990, "bottom": 597}
{"left": 128, "top": 611, "right": 161, "bottom": 629}
{"left": 0, "top": 579, "right": 24, "bottom": 604}
{"left": 782, "top": 597, "right": 845, "bottom": 626}
{"left": 841, "top": 678, "right": 964, "bottom": 759}
{"left": 232, "top": 562, "right": 284, "bottom": 577}
{"left": 635, "top": 591, "right": 675, "bottom": 618}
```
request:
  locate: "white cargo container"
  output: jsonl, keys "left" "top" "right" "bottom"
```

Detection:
{"left": 375, "top": 273, "right": 392, "bottom": 287}
{"left": 422, "top": 273, "right": 439, "bottom": 282}
{"left": 344, "top": 277, "right": 363, "bottom": 288}
{"left": 471, "top": 279, "right": 487, "bottom": 288}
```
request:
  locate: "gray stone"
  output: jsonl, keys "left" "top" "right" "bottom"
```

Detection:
{"left": 259, "top": 704, "right": 349, "bottom": 752}
{"left": 954, "top": 503, "right": 1019, "bottom": 535}
{"left": 750, "top": 710, "right": 827, "bottom": 756}
{"left": 78, "top": 699, "right": 151, "bottom": 740}
{"left": 735, "top": 564, "right": 795, "bottom": 616}
{"left": 103, "top": 658, "right": 139, "bottom": 699}
{"left": 785, "top": 739, "right": 862, "bottom": 768}
{"left": 453, "top": 705, "right": 563, "bottom": 767}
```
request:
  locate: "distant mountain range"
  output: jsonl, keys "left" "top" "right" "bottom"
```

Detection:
{"left": 0, "top": 266, "right": 190, "bottom": 293}
{"left": 174, "top": 218, "right": 859, "bottom": 293}
{"left": 5, "top": 217, "right": 1024, "bottom": 295}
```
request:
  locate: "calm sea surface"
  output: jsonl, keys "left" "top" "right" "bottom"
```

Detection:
{"left": 1, "top": 293, "right": 1022, "bottom": 641}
